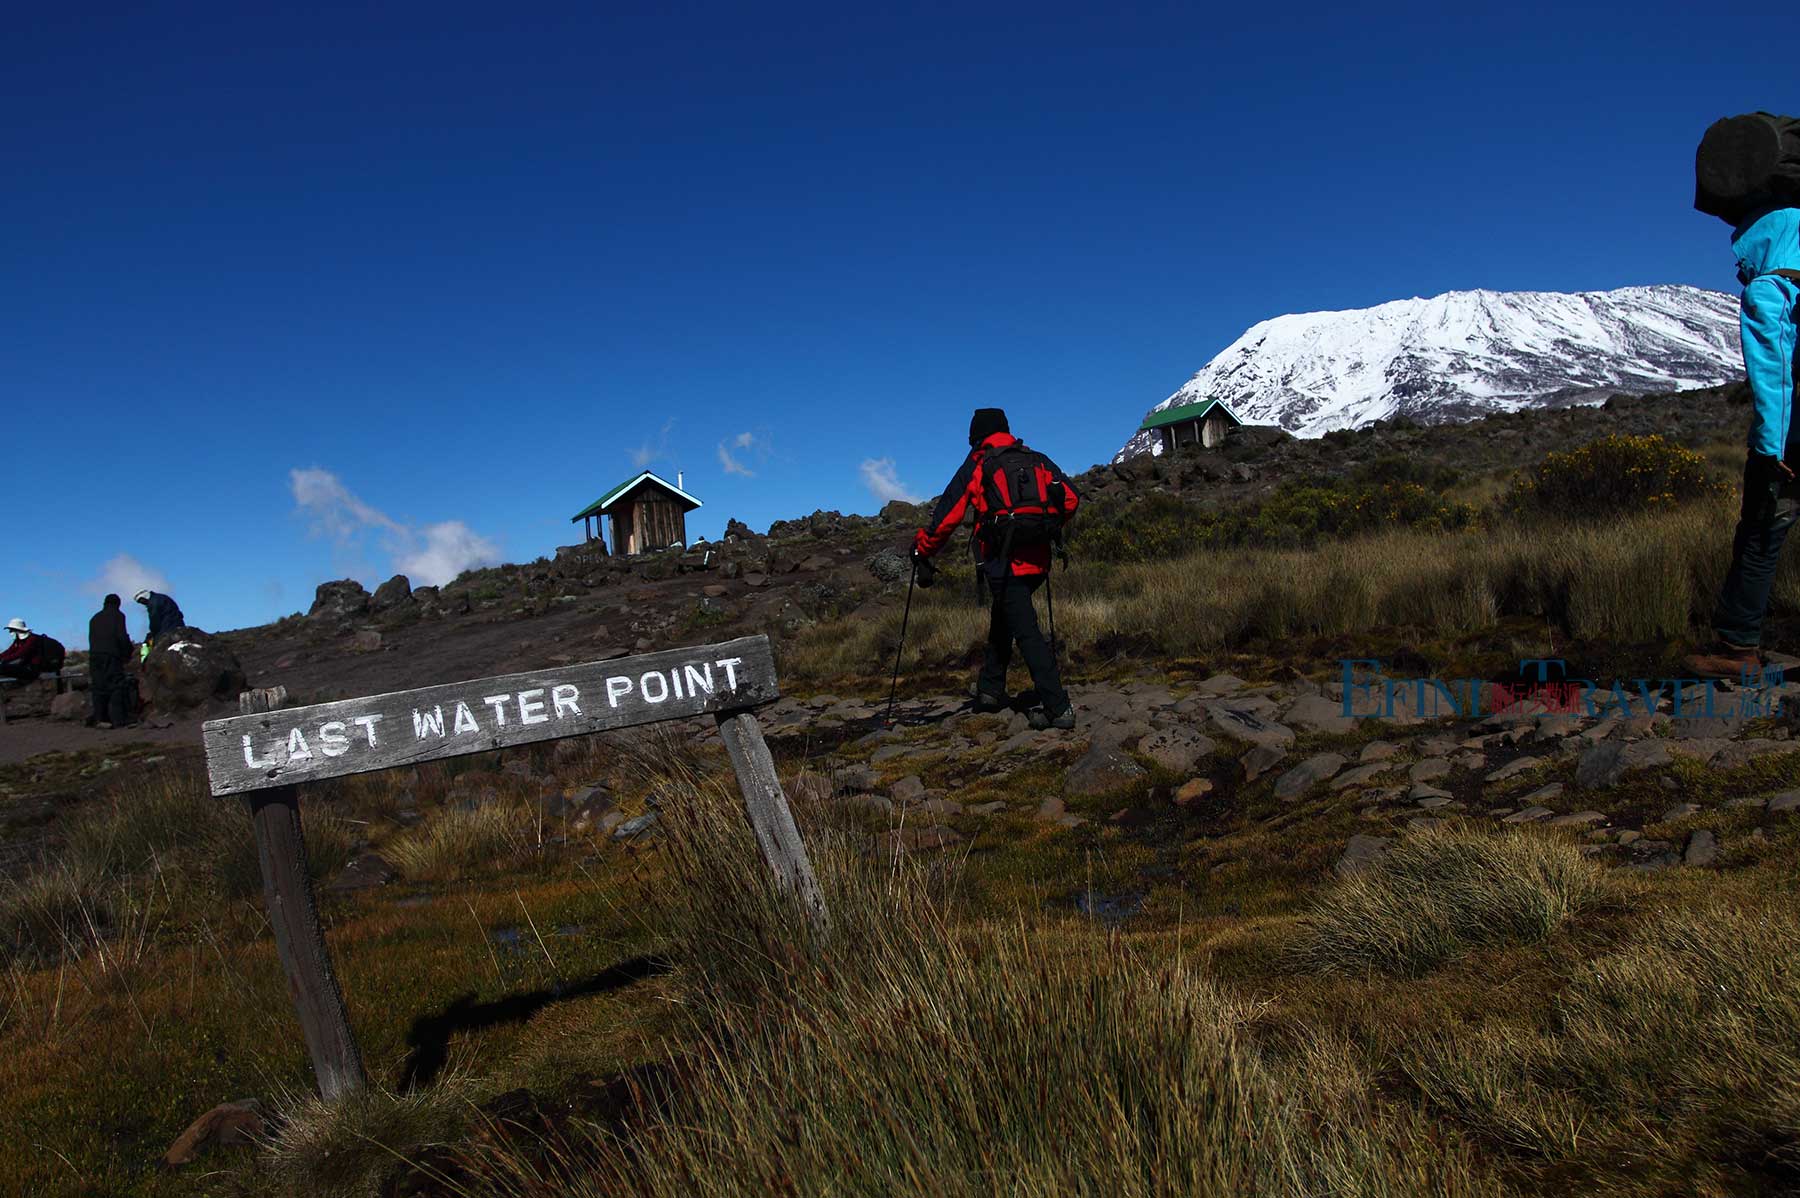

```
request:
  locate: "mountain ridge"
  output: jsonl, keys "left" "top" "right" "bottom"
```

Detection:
{"left": 1117, "top": 284, "right": 1742, "bottom": 458}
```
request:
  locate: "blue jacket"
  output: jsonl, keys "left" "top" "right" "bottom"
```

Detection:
{"left": 143, "top": 591, "right": 185, "bottom": 640}
{"left": 1732, "top": 207, "right": 1800, "bottom": 459}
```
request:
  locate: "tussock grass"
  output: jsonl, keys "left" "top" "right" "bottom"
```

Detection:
{"left": 459, "top": 758, "right": 1500, "bottom": 1197}
{"left": 262, "top": 1082, "right": 471, "bottom": 1198}
{"left": 1403, "top": 903, "right": 1800, "bottom": 1189}
{"left": 789, "top": 496, "right": 1782, "bottom": 680}
{"left": 385, "top": 800, "right": 538, "bottom": 882}
{"left": 1291, "top": 827, "right": 1610, "bottom": 977}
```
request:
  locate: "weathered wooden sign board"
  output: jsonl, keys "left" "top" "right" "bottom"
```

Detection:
{"left": 200, "top": 633, "right": 824, "bottom": 1101}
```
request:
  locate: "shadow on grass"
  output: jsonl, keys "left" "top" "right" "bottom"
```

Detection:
{"left": 399, "top": 954, "right": 671, "bottom": 1090}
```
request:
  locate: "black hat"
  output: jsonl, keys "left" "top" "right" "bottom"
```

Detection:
{"left": 969, "top": 407, "right": 1010, "bottom": 446}
{"left": 103, "top": 593, "right": 121, "bottom": 608}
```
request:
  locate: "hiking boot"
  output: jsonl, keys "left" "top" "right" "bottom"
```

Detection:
{"left": 1682, "top": 642, "right": 1763, "bottom": 681}
{"left": 972, "top": 691, "right": 1009, "bottom": 713}
{"left": 1028, "top": 706, "right": 1077, "bottom": 731}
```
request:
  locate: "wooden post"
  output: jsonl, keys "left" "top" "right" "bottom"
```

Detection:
{"left": 238, "top": 686, "right": 367, "bottom": 1101}
{"left": 715, "top": 709, "right": 829, "bottom": 933}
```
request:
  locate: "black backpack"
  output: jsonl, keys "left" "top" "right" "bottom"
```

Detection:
{"left": 1696, "top": 112, "right": 1800, "bottom": 223}
{"left": 35, "top": 636, "right": 65, "bottom": 675}
{"left": 978, "top": 441, "right": 1068, "bottom": 553}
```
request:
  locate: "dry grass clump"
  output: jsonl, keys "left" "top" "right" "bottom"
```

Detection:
{"left": 1291, "top": 827, "right": 1610, "bottom": 977}
{"left": 788, "top": 495, "right": 1773, "bottom": 680}
{"left": 385, "top": 800, "right": 538, "bottom": 882}
{"left": 261, "top": 1082, "right": 471, "bottom": 1198}
{"left": 1404, "top": 904, "right": 1800, "bottom": 1191}
{"left": 458, "top": 759, "right": 1500, "bottom": 1197}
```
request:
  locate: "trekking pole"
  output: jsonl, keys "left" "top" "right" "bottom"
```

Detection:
{"left": 885, "top": 558, "right": 919, "bottom": 728}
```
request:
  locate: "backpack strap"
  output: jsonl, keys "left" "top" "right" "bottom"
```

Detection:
{"left": 1769, "top": 269, "right": 1800, "bottom": 286}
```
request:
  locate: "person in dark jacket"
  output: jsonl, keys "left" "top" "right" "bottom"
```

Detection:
{"left": 87, "top": 594, "right": 134, "bottom": 728}
{"left": 914, "top": 407, "right": 1081, "bottom": 729}
{"left": 134, "top": 589, "right": 185, "bottom": 645}
{"left": 0, "top": 619, "right": 63, "bottom": 681}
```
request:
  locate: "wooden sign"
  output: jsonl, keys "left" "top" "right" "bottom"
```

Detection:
{"left": 203, "top": 636, "right": 779, "bottom": 795}
{"left": 199, "top": 634, "right": 825, "bottom": 1103}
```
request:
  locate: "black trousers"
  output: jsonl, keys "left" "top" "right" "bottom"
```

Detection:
{"left": 89, "top": 653, "right": 128, "bottom": 725}
{"left": 977, "top": 575, "right": 1069, "bottom": 714}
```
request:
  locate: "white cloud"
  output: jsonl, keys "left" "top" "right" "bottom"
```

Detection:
{"left": 85, "top": 553, "right": 171, "bottom": 601}
{"left": 289, "top": 467, "right": 502, "bottom": 587}
{"left": 717, "top": 440, "right": 755, "bottom": 477}
{"left": 395, "top": 521, "right": 503, "bottom": 588}
{"left": 631, "top": 419, "right": 677, "bottom": 470}
{"left": 859, "top": 458, "right": 920, "bottom": 504}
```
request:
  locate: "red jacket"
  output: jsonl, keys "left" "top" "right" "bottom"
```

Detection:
{"left": 913, "top": 432, "right": 1080, "bottom": 577}
{"left": 0, "top": 633, "right": 63, "bottom": 675}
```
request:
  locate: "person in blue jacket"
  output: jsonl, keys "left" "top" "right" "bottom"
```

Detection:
{"left": 1687, "top": 205, "right": 1800, "bottom": 678}
{"left": 134, "top": 589, "right": 186, "bottom": 646}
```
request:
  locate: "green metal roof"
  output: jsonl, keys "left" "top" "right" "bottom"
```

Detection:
{"left": 570, "top": 471, "right": 703, "bottom": 522}
{"left": 1137, "top": 399, "right": 1241, "bottom": 432}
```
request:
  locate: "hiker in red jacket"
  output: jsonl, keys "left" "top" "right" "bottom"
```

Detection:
{"left": 913, "top": 408, "right": 1081, "bottom": 729}
{"left": 0, "top": 619, "right": 65, "bottom": 681}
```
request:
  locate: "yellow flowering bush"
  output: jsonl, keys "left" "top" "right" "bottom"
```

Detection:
{"left": 1504, "top": 434, "right": 1723, "bottom": 519}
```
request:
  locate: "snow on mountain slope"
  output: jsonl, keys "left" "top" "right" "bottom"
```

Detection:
{"left": 1117, "top": 285, "right": 1742, "bottom": 458}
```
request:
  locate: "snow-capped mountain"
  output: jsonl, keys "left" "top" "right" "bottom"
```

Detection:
{"left": 1118, "top": 285, "right": 1741, "bottom": 458}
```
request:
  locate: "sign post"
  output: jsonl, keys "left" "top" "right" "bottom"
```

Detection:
{"left": 200, "top": 634, "right": 824, "bottom": 1099}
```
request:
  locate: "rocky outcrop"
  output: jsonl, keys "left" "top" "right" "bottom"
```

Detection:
{"left": 309, "top": 579, "right": 371, "bottom": 622}
{"left": 140, "top": 629, "right": 246, "bottom": 713}
{"left": 371, "top": 574, "right": 413, "bottom": 611}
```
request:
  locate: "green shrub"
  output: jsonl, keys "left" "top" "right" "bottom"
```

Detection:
{"left": 1503, "top": 433, "right": 1724, "bottom": 519}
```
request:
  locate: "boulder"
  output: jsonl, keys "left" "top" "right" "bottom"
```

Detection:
{"left": 1207, "top": 705, "right": 1296, "bottom": 749}
{"left": 1334, "top": 835, "right": 1391, "bottom": 877}
{"left": 139, "top": 630, "right": 246, "bottom": 714}
{"left": 1683, "top": 829, "right": 1718, "bottom": 868}
{"left": 1136, "top": 728, "right": 1216, "bottom": 774}
{"left": 1283, "top": 693, "right": 1356, "bottom": 735}
{"left": 1576, "top": 739, "right": 1670, "bottom": 789}
{"left": 1273, "top": 752, "right": 1347, "bottom": 801}
{"left": 1173, "top": 778, "right": 1214, "bottom": 805}
{"left": 1065, "top": 744, "right": 1149, "bottom": 797}
{"left": 353, "top": 629, "right": 383, "bottom": 653}
{"left": 49, "top": 691, "right": 86, "bottom": 722}
{"left": 371, "top": 574, "right": 413, "bottom": 611}
{"left": 309, "top": 579, "right": 371, "bottom": 622}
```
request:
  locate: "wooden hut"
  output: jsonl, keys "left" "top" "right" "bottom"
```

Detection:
{"left": 1138, "top": 399, "right": 1242, "bottom": 454}
{"left": 571, "top": 471, "right": 702, "bottom": 555}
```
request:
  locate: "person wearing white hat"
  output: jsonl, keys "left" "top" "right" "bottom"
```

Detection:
{"left": 0, "top": 618, "right": 63, "bottom": 682}
{"left": 134, "top": 589, "right": 185, "bottom": 654}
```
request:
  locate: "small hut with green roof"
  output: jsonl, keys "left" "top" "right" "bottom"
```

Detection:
{"left": 1138, "top": 399, "right": 1242, "bottom": 454}
{"left": 571, "top": 471, "right": 702, "bottom": 556}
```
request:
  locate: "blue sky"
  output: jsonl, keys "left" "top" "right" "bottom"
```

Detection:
{"left": 4, "top": 0, "right": 1767, "bottom": 644}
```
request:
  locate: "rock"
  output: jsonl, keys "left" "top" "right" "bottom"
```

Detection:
{"left": 1034, "top": 797, "right": 1067, "bottom": 822}
{"left": 891, "top": 775, "right": 927, "bottom": 804}
{"left": 968, "top": 800, "right": 1007, "bottom": 816}
{"left": 703, "top": 584, "right": 730, "bottom": 599}
{"left": 1414, "top": 794, "right": 1455, "bottom": 810}
{"left": 1484, "top": 757, "right": 1540, "bottom": 783}
{"left": 743, "top": 572, "right": 769, "bottom": 588}
{"left": 1283, "top": 693, "right": 1356, "bottom": 735}
{"left": 613, "top": 813, "right": 658, "bottom": 840}
{"left": 1502, "top": 806, "right": 1555, "bottom": 824}
{"left": 1547, "top": 811, "right": 1606, "bottom": 828}
{"left": 139, "top": 630, "right": 247, "bottom": 714}
{"left": 831, "top": 764, "right": 878, "bottom": 794}
{"left": 163, "top": 1100, "right": 264, "bottom": 1167}
{"left": 1409, "top": 758, "right": 1453, "bottom": 784}
{"left": 1240, "top": 743, "right": 1287, "bottom": 782}
{"left": 866, "top": 549, "right": 910, "bottom": 585}
{"left": 1196, "top": 673, "right": 1247, "bottom": 696}
{"left": 842, "top": 793, "right": 895, "bottom": 814}
{"left": 1066, "top": 745, "right": 1148, "bottom": 797}
{"left": 309, "top": 579, "right": 371, "bottom": 621}
{"left": 1683, "top": 829, "right": 1718, "bottom": 868}
{"left": 916, "top": 798, "right": 964, "bottom": 817}
{"left": 1335, "top": 835, "right": 1392, "bottom": 877}
{"left": 1517, "top": 783, "right": 1564, "bottom": 807}
{"left": 1360, "top": 741, "right": 1401, "bottom": 761}
{"left": 880, "top": 825, "right": 963, "bottom": 853}
{"left": 371, "top": 574, "right": 413, "bottom": 611}
{"left": 1208, "top": 705, "right": 1296, "bottom": 749}
{"left": 1576, "top": 739, "right": 1670, "bottom": 789}
{"left": 1724, "top": 796, "right": 1767, "bottom": 810}
{"left": 1661, "top": 803, "right": 1702, "bottom": 822}
{"left": 1410, "top": 784, "right": 1454, "bottom": 803}
{"left": 49, "top": 691, "right": 86, "bottom": 721}
{"left": 1136, "top": 728, "right": 1216, "bottom": 774}
{"left": 324, "top": 852, "right": 395, "bottom": 893}
{"left": 353, "top": 629, "right": 383, "bottom": 653}
{"left": 1274, "top": 752, "right": 1346, "bottom": 801}
{"left": 1769, "top": 791, "right": 1800, "bottom": 813}
{"left": 1331, "top": 762, "right": 1393, "bottom": 790}
{"left": 1173, "top": 778, "right": 1215, "bottom": 806}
